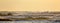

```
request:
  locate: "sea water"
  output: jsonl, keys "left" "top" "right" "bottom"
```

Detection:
{"left": 0, "top": 20, "right": 59, "bottom": 23}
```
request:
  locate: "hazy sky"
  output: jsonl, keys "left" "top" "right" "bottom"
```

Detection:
{"left": 0, "top": 0, "right": 60, "bottom": 12}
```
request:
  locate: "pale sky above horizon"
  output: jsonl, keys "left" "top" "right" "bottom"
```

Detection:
{"left": 0, "top": 0, "right": 60, "bottom": 12}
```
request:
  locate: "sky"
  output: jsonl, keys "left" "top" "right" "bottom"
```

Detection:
{"left": 0, "top": 0, "right": 60, "bottom": 12}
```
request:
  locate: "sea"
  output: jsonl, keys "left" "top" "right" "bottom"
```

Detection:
{"left": 0, "top": 20, "right": 60, "bottom": 23}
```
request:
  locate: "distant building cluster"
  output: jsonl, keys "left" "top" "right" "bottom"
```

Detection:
{"left": 0, "top": 11, "right": 60, "bottom": 20}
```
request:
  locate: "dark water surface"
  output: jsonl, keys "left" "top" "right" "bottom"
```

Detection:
{"left": 0, "top": 20, "right": 60, "bottom": 23}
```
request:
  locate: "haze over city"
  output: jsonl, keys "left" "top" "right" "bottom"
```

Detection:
{"left": 0, "top": 0, "right": 60, "bottom": 12}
